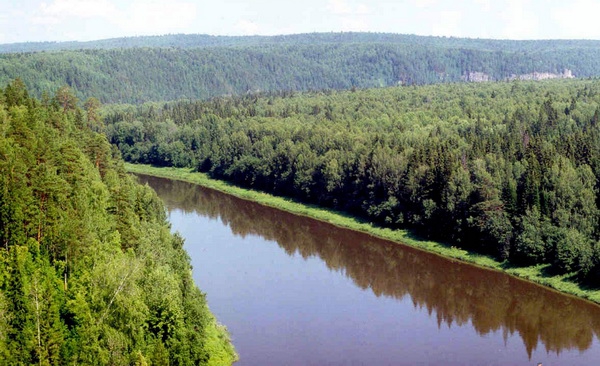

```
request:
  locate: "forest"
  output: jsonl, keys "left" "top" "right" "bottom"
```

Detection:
{"left": 3, "top": 32, "right": 600, "bottom": 103}
{"left": 103, "top": 79, "right": 600, "bottom": 285}
{"left": 0, "top": 79, "right": 236, "bottom": 365}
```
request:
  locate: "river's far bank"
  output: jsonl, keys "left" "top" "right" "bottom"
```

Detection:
{"left": 126, "top": 163, "right": 600, "bottom": 305}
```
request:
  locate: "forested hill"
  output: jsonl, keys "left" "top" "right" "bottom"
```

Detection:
{"left": 2, "top": 33, "right": 600, "bottom": 103}
{"left": 0, "top": 79, "right": 237, "bottom": 365}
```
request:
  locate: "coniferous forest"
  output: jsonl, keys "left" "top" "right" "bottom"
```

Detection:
{"left": 0, "top": 79, "right": 237, "bottom": 365}
{"left": 104, "top": 79, "right": 600, "bottom": 284}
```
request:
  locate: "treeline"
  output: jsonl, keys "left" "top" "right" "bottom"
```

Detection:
{"left": 0, "top": 79, "right": 236, "bottom": 365}
{"left": 2, "top": 40, "right": 600, "bottom": 104}
{"left": 105, "top": 79, "right": 600, "bottom": 284}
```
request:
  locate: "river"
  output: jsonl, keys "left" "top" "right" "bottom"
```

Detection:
{"left": 136, "top": 173, "right": 600, "bottom": 366}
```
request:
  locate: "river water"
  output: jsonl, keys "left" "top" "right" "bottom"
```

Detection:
{"left": 137, "top": 174, "right": 600, "bottom": 366}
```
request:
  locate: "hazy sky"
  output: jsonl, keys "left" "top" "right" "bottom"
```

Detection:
{"left": 2, "top": 0, "right": 600, "bottom": 44}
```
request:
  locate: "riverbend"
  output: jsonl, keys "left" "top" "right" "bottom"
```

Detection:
{"left": 135, "top": 171, "right": 600, "bottom": 365}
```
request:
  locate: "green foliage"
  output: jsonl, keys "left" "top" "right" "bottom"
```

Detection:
{"left": 553, "top": 227, "right": 594, "bottom": 274}
{"left": 513, "top": 208, "right": 547, "bottom": 265}
{"left": 110, "top": 79, "right": 600, "bottom": 285}
{"left": 0, "top": 82, "right": 236, "bottom": 364}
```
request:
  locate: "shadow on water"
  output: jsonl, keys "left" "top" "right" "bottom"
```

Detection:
{"left": 137, "top": 173, "right": 600, "bottom": 359}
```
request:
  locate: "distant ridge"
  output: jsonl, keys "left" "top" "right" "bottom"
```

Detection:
{"left": 3, "top": 32, "right": 600, "bottom": 53}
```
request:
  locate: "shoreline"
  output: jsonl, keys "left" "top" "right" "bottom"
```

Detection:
{"left": 126, "top": 163, "right": 600, "bottom": 305}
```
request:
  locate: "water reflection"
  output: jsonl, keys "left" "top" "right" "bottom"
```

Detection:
{"left": 137, "top": 174, "right": 600, "bottom": 358}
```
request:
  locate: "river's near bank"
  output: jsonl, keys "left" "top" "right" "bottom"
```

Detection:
{"left": 127, "top": 163, "right": 600, "bottom": 305}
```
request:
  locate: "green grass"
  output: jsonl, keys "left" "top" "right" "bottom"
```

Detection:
{"left": 127, "top": 163, "right": 600, "bottom": 304}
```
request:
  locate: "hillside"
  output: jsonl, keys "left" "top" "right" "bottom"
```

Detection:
{"left": 1, "top": 33, "right": 600, "bottom": 103}
{"left": 0, "top": 79, "right": 237, "bottom": 365}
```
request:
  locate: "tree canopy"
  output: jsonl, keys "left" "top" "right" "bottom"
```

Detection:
{"left": 0, "top": 79, "right": 236, "bottom": 365}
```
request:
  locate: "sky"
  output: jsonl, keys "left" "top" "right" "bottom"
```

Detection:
{"left": 1, "top": 0, "right": 600, "bottom": 44}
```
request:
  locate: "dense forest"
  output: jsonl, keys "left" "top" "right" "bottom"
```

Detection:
{"left": 0, "top": 79, "right": 236, "bottom": 365}
{"left": 2, "top": 33, "right": 600, "bottom": 103}
{"left": 104, "top": 79, "right": 600, "bottom": 284}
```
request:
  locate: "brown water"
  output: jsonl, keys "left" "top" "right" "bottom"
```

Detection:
{"left": 137, "top": 174, "right": 600, "bottom": 366}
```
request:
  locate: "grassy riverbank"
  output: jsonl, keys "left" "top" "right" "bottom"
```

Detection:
{"left": 126, "top": 163, "right": 600, "bottom": 304}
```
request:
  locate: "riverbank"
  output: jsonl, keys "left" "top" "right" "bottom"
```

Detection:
{"left": 126, "top": 163, "right": 600, "bottom": 305}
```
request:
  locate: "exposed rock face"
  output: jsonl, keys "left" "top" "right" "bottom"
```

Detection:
{"left": 463, "top": 69, "right": 574, "bottom": 82}
{"left": 463, "top": 71, "right": 492, "bottom": 82}
{"left": 510, "top": 69, "right": 574, "bottom": 81}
